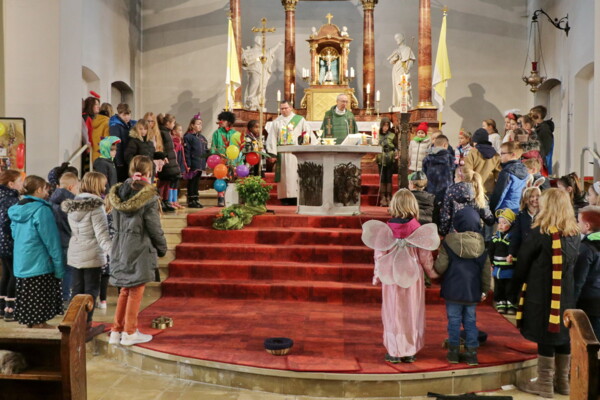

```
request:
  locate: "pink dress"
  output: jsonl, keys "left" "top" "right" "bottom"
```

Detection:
{"left": 375, "top": 218, "right": 437, "bottom": 358}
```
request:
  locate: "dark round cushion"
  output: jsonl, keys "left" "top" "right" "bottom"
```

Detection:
{"left": 264, "top": 337, "right": 294, "bottom": 350}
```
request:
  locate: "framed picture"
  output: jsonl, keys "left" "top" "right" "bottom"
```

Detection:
{"left": 0, "top": 118, "right": 26, "bottom": 172}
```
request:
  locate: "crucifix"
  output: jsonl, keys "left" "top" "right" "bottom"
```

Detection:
{"left": 251, "top": 17, "right": 275, "bottom": 176}
{"left": 326, "top": 13, "right": 333, "bottom": 24}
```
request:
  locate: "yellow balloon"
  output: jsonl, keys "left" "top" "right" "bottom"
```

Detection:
{"left": 0, "top": 123, "right": 5, "bottom": 137}
{"left": 226, "top": 145, "right": 240, "bottom": 160}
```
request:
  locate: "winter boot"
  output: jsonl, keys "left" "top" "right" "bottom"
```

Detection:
{"left": 518, "top": 355, "right": 555, "bottom": 398}
{"left": 461, "top": 347, "right": 478, "bottom": 366}
{"left": 187, "top": 196, "right": 202, "bottom": 209}
{"left": 162, "top": 200, "right": 175, "bottom": 212}
{"left": 554, "top": 353, "right": 570, "bottom": 395}
{"left": 217, "top": 195, "right": 225, "bottom": 207}
{"left": 447, "top": 345, "right": 460, "bottom": 364}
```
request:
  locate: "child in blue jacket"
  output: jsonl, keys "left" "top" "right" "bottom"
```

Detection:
{"left": 9, "top": 175, "right": 64, "bottom": 328}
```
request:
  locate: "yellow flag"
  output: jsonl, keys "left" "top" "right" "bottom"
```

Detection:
{"left": 432, "top": 11, "right": 451, "bottom": 112}
{"left": 226, "top": 19, "right": 241, "bottom": 110}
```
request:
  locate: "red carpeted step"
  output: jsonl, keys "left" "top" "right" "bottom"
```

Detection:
{"left": 176, "top": 243, "right": 374, "bottom": 264}
{"left": 362, "top": 174, "right": 398, "bottom": 185}
{"left": 187, "top": 213, "right": 387, "bottom": 229}
{"left": 168, "top": 259, "right": 374, "bottom": 282}
{"left": 182, "top": 226, "right": 363, "bottom": 245}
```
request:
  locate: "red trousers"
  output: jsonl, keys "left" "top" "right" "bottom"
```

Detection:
{"left": 112, "top": 284, "right": 145, "bottom": 335}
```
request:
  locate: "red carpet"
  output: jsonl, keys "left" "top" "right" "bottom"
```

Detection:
{"left": 135, "top": 178, "right": 537, "bottom": 374}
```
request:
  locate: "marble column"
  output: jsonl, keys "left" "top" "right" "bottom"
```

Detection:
{"left": 231, "top": 0, "right": 243, "bottom": 108}
{"left": 361, "top": 0, "right": 377, "bottom": 110}
{"left": 282, "top": 0, "right": 298, "bottom": 103}
{"left": 417, "top": 0, "right": 433, "bottom": 107}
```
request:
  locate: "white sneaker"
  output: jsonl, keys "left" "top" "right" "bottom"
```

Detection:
{"left": 120, "top": 330, "right": 153, "bottom": 346}
{"left": 108, "top": 331, "right": 122, "bottom": 345}
{"left": 98, "top": 301, "right": 107, "bottom": 310}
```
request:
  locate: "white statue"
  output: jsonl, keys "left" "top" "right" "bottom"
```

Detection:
{"left": 388, "top": 33, "right": 415, "bottom": 110}
{"left": 341, "top": 26, "right": 349, "bottom": 37}
{"left": 311, "top": 26, "right": 317, "bottom": 36}
{"left": 242, "top": 36, "right": 283, "bottom": 111}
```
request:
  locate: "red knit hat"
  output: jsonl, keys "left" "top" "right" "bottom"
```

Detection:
{"left": 416, "top": 122, "right": 428, "bottom": 133}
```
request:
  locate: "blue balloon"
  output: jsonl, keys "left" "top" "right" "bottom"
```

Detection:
{"left": 214, "top": 179, "right": 227, "bottom": 192}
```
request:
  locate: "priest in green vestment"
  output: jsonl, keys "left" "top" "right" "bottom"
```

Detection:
{"left": 210, "top": 111, "right": 241, "bottom": 207}
{"left": 320, "top": 94, "right": 358, "bottom": 144}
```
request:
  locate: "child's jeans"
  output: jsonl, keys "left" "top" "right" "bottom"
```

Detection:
{"left": 71, "top": 267, "right": 102, "bottom": 322}
{"left": 112, "top": 284, "right": 145, "bottom": 335}
{"left": 446, "top": 301, "right": 478, "bottom": 348}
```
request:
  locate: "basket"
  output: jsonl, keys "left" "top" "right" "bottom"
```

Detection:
{"left": 264, "top": 337, "right": 293, "bottom": 356}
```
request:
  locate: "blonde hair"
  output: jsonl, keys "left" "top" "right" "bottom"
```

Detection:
{"left": 532, "top": 188, "right": 579, "bottom": 236}
{"left": 522, "top": 158, "right": 541, "bottom": 174}
{"left": 500, "top": 141, "right": 523, "bottom": 157}
{"left": 80, "top": 172, "right": 107, "bottom": 197}
{"left": 520, "top": 186, "right": 541, "bottom": 211}
{"left": 409, "top": 179, "right": 427, "bottom": 190}
{"left": 389, "top": 188, "right": 419, "bottom": 220}
{"left": 144, "top": 112, "right": 163, "bottom": 151}
{"left": 59, "top": 172, "right": 79, "bottom": 188}
{"left": 457, "top": 167, "right": 487, "bottom": 209}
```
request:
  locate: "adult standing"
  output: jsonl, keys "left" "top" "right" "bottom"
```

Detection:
{"left": 321, "top": 94, "right": 358, "bottom": 144}
{"left": 266, "top": 101, "right": 309, "bottom": 205}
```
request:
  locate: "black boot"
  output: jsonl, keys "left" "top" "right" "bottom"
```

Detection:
{"left": 161, "top": 200, "right": 175, "bottom": 212}
{"left": 187, "top": 196, "right": 202, "bottom": 209}
{"left": 461, "top": 347, "right": 478, "bottom": 366}
{"left": 0, "top": 298, "right": 5, "bottom": 318}
{"left": 217, "top": 197, "right": 225, "bottom": 207}
{"left": 447, "top": 344, "right": 460, "bottom": 364}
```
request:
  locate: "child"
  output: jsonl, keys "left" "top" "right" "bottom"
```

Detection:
{"left": 245, "top": 120, "right": 261, "bottom": 176}
{"left": 434, "top": 207, "right": 491, "bottom": 365}
{"left": 107, "top": 155, "right": 167, "bottom": 346}
{"left": 482, "top": 119, "right": 501, "bottom": 153}
{"left": 489, "top": 141, "right": 529, "bottom": 213}
{"left": 408, "top": 122, "right": 430, "bottom": 173}
{"left": 521, "top": 158, "right": 549, "bottom": 191}
{"left": 508, "top": 185, "right": 541, "bottom": 262}
{"left": 588, "top": 181, "right": 600, "bottom": 206}
{"left": 93, "top": 136, "right": 120, "bottom": 193}
{"left": 376, "top": 117, "right": 396, "bottom": 207}
{"left": 171, "top": 123, "right": 188, "bottom": 208}
{"left": 463, "top": 128, "right": 500, "bottom": 197}
{"left": 125, "top": 119, "right": 157, "bottom": 168}
{"left": 408, "top": 171, "right": 434, "bottom": 225}
{"left": 62, "top": 172, "right": 111, "bottom": 341}
{"left": 109, "top": 103, "right": 134, "bottom": 183}
{"left": 489, "top": 208, "right": 517, "bottom": 315}
{"left": 211, "top": 111, "right": 239, "bottom": 207}
{"left": 8, "top": 176, "right": 64, "bottom": 328}
{"left": 0, "top": 170, "right": 23, "bottom": 321}
{"left": 184, "top": 114, "right": 208, "bottom": 208}
{"left": 530, "top": 105, "right": 554, "bottom": 175}
{"left": 157, "top": 113, "right": 183, "bottom": 210}
{"left": 557, "top": 172, "right": 589, "bottom": 215}
{"left": 49, "top": 172, "right": 80, "bottom": 308}
{"left": 47, "top": 162, "right": 78, "bottom": 196}
{"left": 454, "top": 129, "right": 472, "bottom": 166}
{"left": 375, "top": 189, "right": 438, "bottom": 363}
{"left": 574, "top": 206, "right": 600, "bottom": 340}
{"left": 422, "top": 134, "right": 455, "bottom": 196}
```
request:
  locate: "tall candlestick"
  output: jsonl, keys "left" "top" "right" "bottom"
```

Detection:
{"left": 277, "top": 90, "right": 281, "bottom": 101}
{"left": 291, "top": 83, "right": 295, "bottom": 94}
{"left": 366, "top": 83, "right": 371, "bottom": 94}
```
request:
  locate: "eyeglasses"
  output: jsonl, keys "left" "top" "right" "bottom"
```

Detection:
{"left": 500, "top": 152, "right": 512, "bottom": 155}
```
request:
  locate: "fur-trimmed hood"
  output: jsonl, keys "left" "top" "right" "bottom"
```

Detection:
{"left": 109, "top": 181, "right": 158, "bottom": 213}
{"left": 62, "top": 194, "right": 104, "bottom": 213}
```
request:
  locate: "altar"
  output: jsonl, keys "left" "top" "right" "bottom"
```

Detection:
{"left": 277, "top": 145, "right": 381, "bottom": 216}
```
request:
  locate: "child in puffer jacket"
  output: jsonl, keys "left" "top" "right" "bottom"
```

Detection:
{"left": 489, "top": 208, "right": 517, "bottom": 315}
{"left": 408, "top": 122, "right": 431, "bottom": 173}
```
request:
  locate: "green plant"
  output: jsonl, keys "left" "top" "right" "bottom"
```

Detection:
{"left": 235, "top": 176, "right": 272, "bottom": 206}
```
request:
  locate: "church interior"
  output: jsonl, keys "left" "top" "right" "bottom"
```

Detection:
{"left": 0, "top": 0, "right": 600, "bottom": 399}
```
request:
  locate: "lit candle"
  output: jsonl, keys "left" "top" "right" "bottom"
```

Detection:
{"left": 277, "top": 90, "right": 281, "bottom": 102}
{"left": 376, "top": 90, "right": 380, "bottom": 102}
{"left": 366, "top": 83, "right": 370, "bottom": 94}
{"left": 291, "top": 83, "right": 295, "bottom": 94}
{"left": 350, "top": 67, "right": 355, "bottom": 78}
{"left": 345, "top": 69, "right": 349, "bottom": 78}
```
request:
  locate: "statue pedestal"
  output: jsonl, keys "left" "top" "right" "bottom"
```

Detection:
{"left": 278, "top": 145, "right": 381, "bottom": 216}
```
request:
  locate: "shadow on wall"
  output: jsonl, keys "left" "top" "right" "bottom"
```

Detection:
{"left": 450, "top": 83, "right": 504, "bottom": 133}
{"left": 142, "top": 0, "right": 191, "bottom": 13}
{"left": 168, "top": 90, "right": 220, "bottom": 132}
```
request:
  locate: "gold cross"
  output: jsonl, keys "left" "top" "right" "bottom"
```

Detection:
{"left": 326, "top": 13, "right": 333, "bottom": 24}
{"left": 252, "top": 17, "right": 276, "bottom": 36}
{"left": 326, "top": 118, "right": 333, "bottom": 137}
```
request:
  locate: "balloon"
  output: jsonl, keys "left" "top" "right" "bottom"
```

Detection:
{"left": 16, "top": 143, "right": 25, "bottom": 170}
{"left": 207, "top": 154, "right": 223, "bottom": 169}
{"left": 213, "top": 163, "right": 228, "bottom": 179}
{"left": 230, "top": 132, "right": 242, "bottom": 146}
{"left": 214, "top": 179, "right": 227, "bottom": 192}
{"left": 0, "top": 123, "right": 5, "bottom": 137}
{"left": 236, "top": 164, "right": 250, "bottom": 178}
{"left": 225, "top": 145, "right": 240, "bottom": 160}
{"left": 246, "top": 152, "right": 260, "bottom": 166}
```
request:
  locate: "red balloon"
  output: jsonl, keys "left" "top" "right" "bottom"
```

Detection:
{"left": 16, "top": 143, "right": 25, "bottom": 170}
{"left": 214, "top": 163, "right": 228, "bottom": 179}
{"left": 246, "top": 152, "right": 260, "bottom": 166}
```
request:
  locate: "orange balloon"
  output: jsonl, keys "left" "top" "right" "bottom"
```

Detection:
{"left": 214, "top": 163, "right": 228, "bottom": 179}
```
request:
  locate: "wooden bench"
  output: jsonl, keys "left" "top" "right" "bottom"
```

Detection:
{"left": 564, "top": 309, "right": 600, "bottom": 400}
{"left": 0, "top": 294, "right": 94, "bottom": 400}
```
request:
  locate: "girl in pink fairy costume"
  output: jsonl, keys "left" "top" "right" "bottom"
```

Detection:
{"left": 362, "top": 189, "right": 440, "bottom": 363}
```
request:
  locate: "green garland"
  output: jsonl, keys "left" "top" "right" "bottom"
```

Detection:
{"left": 212, "top": 204, "right": 268, "bottom": 230}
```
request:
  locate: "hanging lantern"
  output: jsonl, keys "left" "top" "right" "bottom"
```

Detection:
{"left": 522, "top": 18, "right": 546, "bottom": 93}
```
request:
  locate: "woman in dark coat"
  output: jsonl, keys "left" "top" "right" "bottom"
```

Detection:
{"left": 511, "top": 188, "right": 580, "bottom": 398}
{"left": 156, "top": 114, "right": 181, "bottom": 210}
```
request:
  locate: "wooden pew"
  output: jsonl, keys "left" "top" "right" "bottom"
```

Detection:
{"left": 0, "top": 294, "right": 94, "bottom": 400}
{"left": 564, "top": 309, "right": 600, "bottom": 400}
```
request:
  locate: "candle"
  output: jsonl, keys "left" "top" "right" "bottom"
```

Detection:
{"left": 376, "top": 90, "right": 380, "bottom": 102}
{"left": 345, "top": 69, "right": 349, "bottom": 78}
{"left": 366, "top": 83, "right": 370, "bottom": 94}
{"left": 277, "top": 90, "right": 281, "bottom": 102}
{"left": 291, "top": 83, "right": 295, "bottom": 94}
{"left": 350, "top": 67, "right": 355, "bottom": 78}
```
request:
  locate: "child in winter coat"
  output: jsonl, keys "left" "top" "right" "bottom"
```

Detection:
{"left": 489, "top": 208, "right": 517, "bottom": 315}
{"left": 454, "top": 130, "right": 472, "bottom": 166}
{"left": 463, "top": 128, "right": 501, "bottom": 197}
{"left": 489, "top": 141, "right": 529, "bottom": 213}
{"left": 422, "top": 135, "right": 455, "bottom": 196}
{"left": 574, "top": 206, "right": 600, "bottom": 340}
{"left": 0, "top": 170, "right": 23, "bottom": 321}
{"left": 408, "top": 171, "right": 434, "bottom": 225}
{"left": 184, "top": 115, "right": 208, "bottom": 208}
{"left": 508, "top": 185, "right": 541, "bottom": 262}
{"left": 93, "top": 136, "right": 120, "bottom": 193}
{"left": 8, "top": 176, "right": 64, "bottom": 328}
{"left": 62, "top": 172, "right": 111, "bottom": 341}
{"left": 434, "top": 207, "right": 491, "bottom": 366}
{"left": 109, "top": 103, "right": 134, "bottom": 183}
{"left": 171, "top": 123, "right": 188, "bottom": 208}
{"left": 107, "top": 155, "right": 167, "bottom": 346}
{"left": 376, "top": 117, "right": 396, "bottom": 207}
{"left": 157, "top": 113, "right": 183, "bottom": 210}
{"left": 408, "top": 122, "right": 431, "bottom": 173}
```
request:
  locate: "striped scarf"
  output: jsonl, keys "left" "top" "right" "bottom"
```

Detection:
{"left": 515, "top": 227, "right": 563, "bottom": 333}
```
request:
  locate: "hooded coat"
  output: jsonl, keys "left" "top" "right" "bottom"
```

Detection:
{"left": 463, "top": 143, "right": 501, "bottom": 195}
{"left": 48, "top": 187, "right": 76, "bottom": 249}
{"left": 157, "top": 125, "right": 181, "bottom": 181}
{"left": 422, "top": 147, "right": 455, "bottom": 195}
{"left": 535, "top": 119, "right": 555, "bottom": 174}
{"left": 93, "top": 136, "right": 120, "bottom": 192}
{"left": 8, "top": 196, "right": 64, "bottom": 279}
{"left": 0, "top": 184, "right": 20, "bottom": 258}
{"left": 109, "top": 114, "right": 134, "bottom": 168}
{"left": 62, "top": 193, "right": 112, "bottom": 269}
{"left": 438, "top": 182, "right": 494, "bottom": 236}
{"left": 108, "top": 181, "right": 167, "bottom": 288}
{"left": 489, "top": 159, "right": 530, "bottom": 213}
{"left": 91, "top": 113, "right": 110, "bottom": 163}
{"left": 408, "top": 137, "right": 431, "bottom": 171}
{"left": 574, "top": 232, "right": 600, "bottom": 316}
{"left": 125, "top": 129, "right": 157, "bottom": 167}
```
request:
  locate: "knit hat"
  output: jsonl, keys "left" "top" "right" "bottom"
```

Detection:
{"left": 453, "top": 207, "right": 481, "bottom": 233}
{"left": 472, "top": 128, "right": 489, "bottom": 144}
{"left": 416, "top": 122, "right": 429, "bottom": 133}
{"left": 409, "top": 171, "right": 427, "bottom": 181}
{"left": 495, "top": 208, "right": 516, "bottom": 224}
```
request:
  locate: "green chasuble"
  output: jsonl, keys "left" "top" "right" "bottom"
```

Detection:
{"left": 320, "top": 106, "right": 358, "bottom": 144}
{"left": 211, "top": 127, "right": 241, "bottom": 155}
